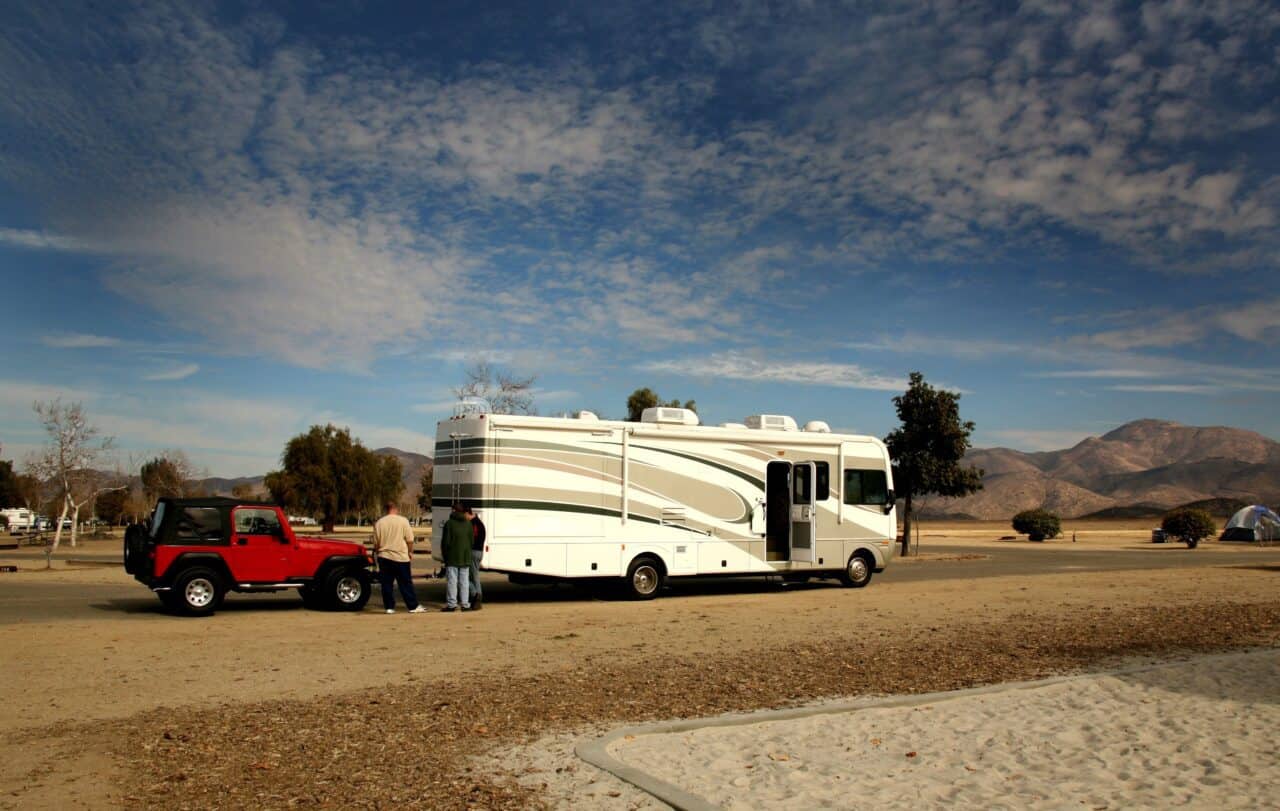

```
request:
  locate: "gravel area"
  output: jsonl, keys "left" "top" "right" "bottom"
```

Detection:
{"left": 97, "top": 599, "right": 1280, "bottom": 809}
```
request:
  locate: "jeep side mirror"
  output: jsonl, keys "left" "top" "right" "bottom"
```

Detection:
{"left": 883, "top": 490, "right": 895, "bottom": 515}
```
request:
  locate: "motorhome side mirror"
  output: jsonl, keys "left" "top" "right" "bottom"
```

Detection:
{"left": 883, "top": 490, "right": 895, "bottom": 515}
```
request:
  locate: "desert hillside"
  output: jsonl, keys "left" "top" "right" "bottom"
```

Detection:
{"left": 928, "top": 419, "right": 1280, "bottom": 519}
{"left": 199, "top": 447, "right": 433, "bottom": 500}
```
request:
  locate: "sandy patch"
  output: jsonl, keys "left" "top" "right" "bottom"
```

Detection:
{"left": 608, "top": 649, "right": 1280, "bottom": 809}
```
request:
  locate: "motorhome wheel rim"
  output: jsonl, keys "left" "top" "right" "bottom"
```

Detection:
{"left": 847, "top": 557, "right": 869, "bottom": 583}
{"left": 185, "top": 578, "right": 214, "bottom": 607}
{"left": 633, "top": 565, "right": 658, "bottom": 595}
{"left": 335, "top": 576, "right": 363, "bottom": 603}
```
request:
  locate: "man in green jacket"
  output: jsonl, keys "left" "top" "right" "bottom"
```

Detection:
{"left": 440, "top": 502, "right": 474, "bottom": 611}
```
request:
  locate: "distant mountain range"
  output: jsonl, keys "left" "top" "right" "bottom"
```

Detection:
{"left": 198, "top": 447, "right": 433, "bottom": 499}
{"left": 927, "top": 419, "right": 1280, "bottom": 519}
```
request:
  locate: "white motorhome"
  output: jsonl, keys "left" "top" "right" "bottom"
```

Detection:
{"left": 432, "top": 405, "right": 896, "bottom": 598}
{"left": 2, "top": 508, "right": 36, "bottom": 534}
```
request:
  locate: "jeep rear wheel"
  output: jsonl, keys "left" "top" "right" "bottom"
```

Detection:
{"left": 166, "top": 567, "right": 225, "bottom": 615}
{"left": 324, "top": 567, "right": 372, "bottom": 611}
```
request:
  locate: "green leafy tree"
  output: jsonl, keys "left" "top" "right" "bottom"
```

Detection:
{"left": 264, "top": 425, "right": 403, "bottom": 532}
{"left": 95, "top": 487, "right": 129, "bottom": 525}
{"left": 14, "top": 473, "right": 41, "bottom": 510}
{"left": 1012, "top": 509, "right": 1062, "bottom": 541}
{"left": 625, "top": 388, "right": 697, "bottom": 421}
{"left": 140, "top": 451, "right": 199, "bottom": 501}
{"left": 0, "top": 449, "right": 20, "bottom": 507}
{"left": 1162, "top": 508, "right": 1217, "bottom": 548}
{"left": 884, "top": 372, "right": 983, "bottom": 556}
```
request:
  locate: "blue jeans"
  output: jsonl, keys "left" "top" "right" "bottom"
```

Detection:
{"left": 445, "top": 566, "right": 470, "bottom": 609}
{"left": 469, "top": 548, "right": 483, "bottom": 602}
{"left": 378, "top": 558, "right": 419, "bottom": 611}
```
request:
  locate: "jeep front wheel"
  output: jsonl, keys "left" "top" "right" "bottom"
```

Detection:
{"left": 324, "top": 567, "right": 372, "bottom": 611}
{"left": 165, "top": 567, "right": 225, "bottom": 615}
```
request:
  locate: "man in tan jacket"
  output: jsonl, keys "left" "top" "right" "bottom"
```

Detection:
{"left": 372, "top": 501, "right": 426, "bottom": 614}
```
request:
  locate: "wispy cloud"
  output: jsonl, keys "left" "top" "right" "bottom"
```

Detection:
{"left": 983, "top": 429, "right": 1098, "bottom": 452}
{"left": 1108, "top": 384, "right": 1219, "bottom": 395}
{"left": 0, "top": 378, "right": 434, "bottom": 476}
{"left": 142, "top": 363, "right": 200, "bottom": 381}
{"left": 41, "top": 332, "right": 122, "bottom": 349}
{"left": 1034, "top": 369, "right": 1165, "bottom": 379}
{"left": 0, "top": 227, "right": 88, "bottom": 252}
{"left": 640, "top": 353, "right": 906, "bottom": 391}
{"left": 1079, "top": 298, "right": 1280, "bottom": 350}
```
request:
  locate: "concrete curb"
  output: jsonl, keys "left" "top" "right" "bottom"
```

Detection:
{"left": 574, "top": 648, "right": 1273, "bottom": 811}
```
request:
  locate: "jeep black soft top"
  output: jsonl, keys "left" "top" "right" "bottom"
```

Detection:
{"left": 144, "top": 496, "right": 280, "bottom": 544}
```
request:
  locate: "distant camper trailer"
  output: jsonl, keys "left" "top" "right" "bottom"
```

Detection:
{"left": 2, "top": 508, "right": 37, "bottom": 534}
{"left": 432, "top": 406, "right": 896, "bottom": 599}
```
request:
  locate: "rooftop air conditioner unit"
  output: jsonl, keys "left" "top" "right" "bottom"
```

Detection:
{"left": 576, "top": 411, "right": 599, "bottom": 421}
{"left": 744, "top": 414, "right": 798, "bottom": 432}
{"left": 640, "top": 407, "right": 700, "bottom": 426}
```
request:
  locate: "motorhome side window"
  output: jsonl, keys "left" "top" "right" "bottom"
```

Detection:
{"left": 792, "top": 464, "right": 811, "bottom": 503}
{"left": 175, "top": 507, "right": 224, "bottom": 543}
{"left": 791, "top": 462, "right": 831, "bottom": 501}
{"left": 844, "top": 469, "right": 888, "bottom": 506}
{"left": 814, "top": 462, "right": 830, "bottom": 501}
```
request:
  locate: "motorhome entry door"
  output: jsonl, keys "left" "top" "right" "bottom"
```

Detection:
{"left": 789, "top": 462, "right": 816, "bottom": 562}
{"left": 765, "top": 461, "right": 791, "bottom": 561}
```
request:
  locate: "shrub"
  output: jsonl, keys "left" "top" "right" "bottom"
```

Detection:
{"left": 1161, "top": 508, "right": 1216, "bottom": 544}
{"left": 1012, "top": 509, "right": 1061, "bottom": 541}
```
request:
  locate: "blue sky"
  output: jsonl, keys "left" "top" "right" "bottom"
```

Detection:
{"left": 1, "top": 0, "right": 1278, "bottom": 477}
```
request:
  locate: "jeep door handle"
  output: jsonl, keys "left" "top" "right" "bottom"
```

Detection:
{"left": 236, "top": 537, "right": 247, "bottom": 545}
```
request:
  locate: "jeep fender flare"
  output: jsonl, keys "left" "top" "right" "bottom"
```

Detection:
{"left": 157, "top": 552, "right": 233, "bottom": 590}
{"left": 311, "top": 554, "right": 372, "bottom": 588}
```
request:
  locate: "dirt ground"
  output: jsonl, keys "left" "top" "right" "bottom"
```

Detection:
{"left": 2, "top": 520, "right": 1278, "bottom": 809}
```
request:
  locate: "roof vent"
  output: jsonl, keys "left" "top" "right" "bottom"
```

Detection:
{"left": 640, "top": 407, "right": 700, "bottom": 426}
{"left": 719, "top": 422, "right": 748, "bottom": 429}
{"left": 744, "top": 414, "right": 798, "bottom": 432}
{"left": 576, "top": 410, "right": 599, "bottom": 421}
{"left": 803, "top": 421, "right": 831, "bottom": 433}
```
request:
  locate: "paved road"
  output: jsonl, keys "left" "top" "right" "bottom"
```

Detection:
{"left": 3, "top": 543, "right": 1280, "bottom": 625}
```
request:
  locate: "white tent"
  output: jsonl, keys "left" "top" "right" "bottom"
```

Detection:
{"left": 1221, "top": 505, "right": 1280, "bottom": 542}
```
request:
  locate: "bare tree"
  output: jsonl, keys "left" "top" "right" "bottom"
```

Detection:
{"left": 123, "top": 484, "right": 150, "bottom": 525}
{"left": 29, "top": 399, "right": 123, "bottom": 552}
{"left": 452, "top": 359, "right": 537, "bottom": 415}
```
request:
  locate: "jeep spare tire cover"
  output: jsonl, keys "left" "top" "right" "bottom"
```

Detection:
{"left": 123, "top": 524, "right": 146, "bottom": 574}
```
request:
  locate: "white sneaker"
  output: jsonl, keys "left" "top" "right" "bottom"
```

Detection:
{"left": 408, "top": 606, "right": 428, "bottom": 614}
{"left": 385, "top": 609, "right": 396, "bottom": 614}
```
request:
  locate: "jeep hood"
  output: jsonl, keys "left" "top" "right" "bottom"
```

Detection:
{"left": 296, "top": 535, "right": 367, "bottom": 556}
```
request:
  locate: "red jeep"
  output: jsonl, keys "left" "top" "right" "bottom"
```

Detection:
{"left": 124, "top": 497, "right": 374, "bottom": 615}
